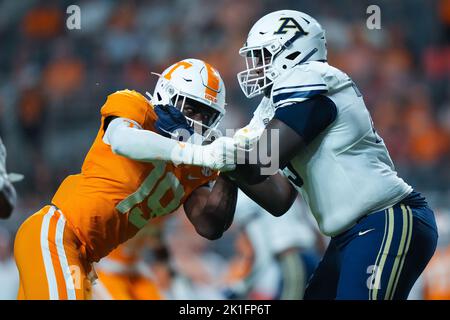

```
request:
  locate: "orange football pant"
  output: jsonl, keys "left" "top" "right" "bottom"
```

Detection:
{"left": 14, "top": 205, "right": 93, "bottom": 300}
{"left": 94, "top": 270, "right": 163, "bottom": 300}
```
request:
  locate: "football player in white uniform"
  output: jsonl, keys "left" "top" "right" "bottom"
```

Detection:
{"left": 223, "top": 190, "right": 319, "bottom": 299}
{"left": 225, "top": 10, "right": 438, "bottom": 300}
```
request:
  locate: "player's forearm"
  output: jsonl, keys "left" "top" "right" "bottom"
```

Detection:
{"left": 110, "top": 125, "right": 208, "bottom": 167}
{"left": 232, "top": 127, "right": 283, "bottom": 185}
{"left": 204, "top": 174, "right": 238, "bottom": 232}
{"left": 228, "top": 172, "right": 297, "bottom": 217}
{"left": 231, "top": 163, "right": 268, "bottom": 185}
{"left": 184, "top": 176, "right": 238, "bottom": 240}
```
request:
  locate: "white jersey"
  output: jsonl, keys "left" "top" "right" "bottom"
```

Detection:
{"left": 244, "top": 61, "right": 412, "bottom": 236}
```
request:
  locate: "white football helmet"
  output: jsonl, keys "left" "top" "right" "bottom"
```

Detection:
{"left": 237, "top": 10, "right": 327, "bottom": 98}
{"left": 150, "top": 58, "right": 226, "bottom": 136}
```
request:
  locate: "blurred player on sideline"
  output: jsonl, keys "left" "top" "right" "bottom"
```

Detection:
{"left": 0, "top": 227, "right": 19, "bottom": 299}
{"left": 0, "top": 137, "right": 22, "bottom": 219}
{"left": 14, "top": 59, "right": 238, "bottom": 300}
{"left": 410, "top": 209, "right": 450, "bottom": 299}
{"left": 223, "top": 191, "right": 319, "bottom": 299}
{"left": 92, "top": 223, "right": 164, "bottom": 300}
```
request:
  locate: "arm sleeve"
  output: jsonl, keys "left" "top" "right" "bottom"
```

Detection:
{"left": 104, "top": 117, "right": 208, "bottom": 167}
{"left": 273, "top": 95, "right": 337, "bottom": 145}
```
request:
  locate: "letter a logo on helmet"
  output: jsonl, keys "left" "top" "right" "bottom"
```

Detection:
{"left": 274, "top": 17, "right": 307, "bottom": 35}
{"left": 237, "top": 10, "right": 327, "bottom": 98}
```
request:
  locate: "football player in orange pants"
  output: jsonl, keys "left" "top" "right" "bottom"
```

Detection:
{"left": 14, "top": 59, "right": 240, "bottom": 300}
{"left": 93, "top": 244, "right": 163, "bottom": 300}
{"left": 93, "top": 222, "right": 165, "bottom": 300}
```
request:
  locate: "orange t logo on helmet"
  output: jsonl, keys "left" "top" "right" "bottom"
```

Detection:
{"left": 164, "top": 61, "right": 193, "bottom": 80}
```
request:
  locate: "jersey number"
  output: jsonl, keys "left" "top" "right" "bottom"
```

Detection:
{"left": 116, "top": 161, "right": 185, "bottom": 229}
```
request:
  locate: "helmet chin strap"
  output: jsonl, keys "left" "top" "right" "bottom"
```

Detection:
{"left": 297, "top": 48, "right": 318, "bottom": 65}
{"left": 283, "top": 31, "right": 305, "bottom": 48}
{"left": 145, "top": 91, "right": 153, "bottom": 101}
{"left": 267, "top": 37, "right": 320, "bottom": 84}
{"left": 272, "top": 31, "right": 304, "bottom": 62}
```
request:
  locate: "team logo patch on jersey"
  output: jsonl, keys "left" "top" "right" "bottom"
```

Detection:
{"left": 274, "top": 17, "right": 307, "bottom": 35}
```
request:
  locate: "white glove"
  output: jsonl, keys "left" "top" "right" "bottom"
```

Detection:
{"left": 0, "top": 140, "right": 24, "bottom": 185}
{"left": 0, "top": 139, "right": 22, "bottom": 209}
{"left": 191, "top": 136, "right": 237, "bottom": 172}
{"left": 233, "top": 126, "right": 264, "bottom": 151}
{"left": 233, "top": 97, "right": 272, "bottom": 151}
{"left": 8, "top": 173, "right": 24, "bottom": 183}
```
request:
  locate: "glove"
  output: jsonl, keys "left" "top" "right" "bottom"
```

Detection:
{"left": 172, "top": 136, "right": 238, "bottom": 172}
{"left": 0, "top": 139, "right": 22, "bottom": 214}
{"left": 154, "top": 104, "right": 194, "bottom": 140}
{"left": 233, "top": 126, "right": 264, "bottom": 151}
{"left": 196, "top": 137, "right": 238, "bottom": 172}
{"left": 0, "top": 139, "right": 24, "bottom": 186}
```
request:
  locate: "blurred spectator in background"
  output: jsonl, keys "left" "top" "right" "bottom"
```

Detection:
{"left": 222, "top": 192, "right": 321, "bottom": 300}
{"left": 21, "top": 1, "right": 62, "bottom": 40}
{"left": 93, "top": 223, "right": 165, "bottom": 300}
{"left": 421, "top": 209, "right": 450, "bottom": 299}
{"left": 17, "top": 85, "right": 47, "bottom": 151}
{"left": 163, "top": 209, "right": 228, "bottom": 300}
{"left": 0, "top": 227, "right": 19, "bottom": 299}
{"left": 42, "top": 40, "right": 86, "bottom": 101}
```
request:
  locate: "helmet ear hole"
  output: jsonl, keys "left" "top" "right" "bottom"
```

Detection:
{"left": 282, "top": 65, "right": 287, "bottom": 69}
{"left": 285, "top": 51, "right": 301, "bottom": 60}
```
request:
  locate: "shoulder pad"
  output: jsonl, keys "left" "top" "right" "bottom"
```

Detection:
{"left": 100, "top": 90, "right": 152, "bottom": 127}
{"left": 272, "top": 62, "right": 329, "bottom": 108}
{"left": 271, "top": 63, "right": 328, "bottom": 108}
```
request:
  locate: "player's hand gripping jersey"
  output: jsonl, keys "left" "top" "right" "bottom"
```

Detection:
{"left": 52, "top": 89, "right": 216, "bottom": 262}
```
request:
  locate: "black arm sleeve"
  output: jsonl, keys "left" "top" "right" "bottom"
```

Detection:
{"left": 273, "top": 95, "right": 337, "bottom": 145}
